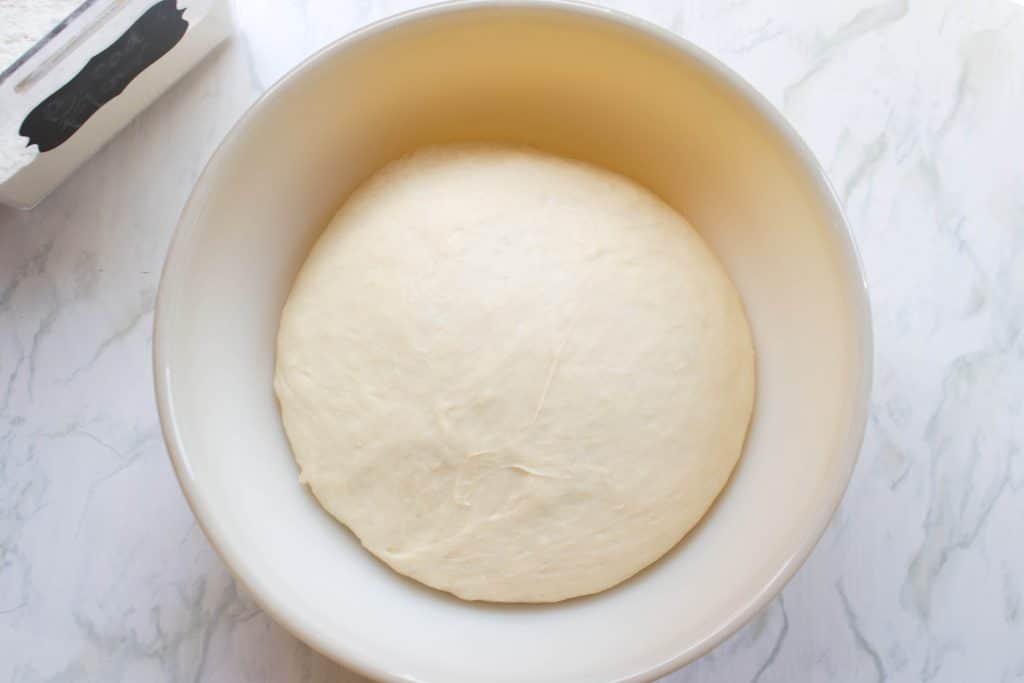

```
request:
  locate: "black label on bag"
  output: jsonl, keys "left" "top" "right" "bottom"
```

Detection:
{"left": 20, "top": 0, "right": 189, "bottom": 152}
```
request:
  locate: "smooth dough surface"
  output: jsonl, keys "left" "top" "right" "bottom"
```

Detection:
{"left": 275, "top": 146, "right": 755, "bottom": 603}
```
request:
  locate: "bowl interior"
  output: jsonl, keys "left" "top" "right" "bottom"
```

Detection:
{"left": 156, "top": 5, "right": 870, "bottom": 682}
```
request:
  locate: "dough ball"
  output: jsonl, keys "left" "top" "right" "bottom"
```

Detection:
{"left": 275, "top": 146, "right": 755, "bottom": 603}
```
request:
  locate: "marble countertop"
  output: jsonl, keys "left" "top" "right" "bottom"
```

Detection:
{"left": 2, "top": 0, "right": 1022, "bottom": 681}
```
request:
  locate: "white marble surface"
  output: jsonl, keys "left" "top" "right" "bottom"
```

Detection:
{"left": 1, "top": 0, "right": 1022, "bottom": 680}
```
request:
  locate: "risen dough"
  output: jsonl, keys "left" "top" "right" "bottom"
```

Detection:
{"left": 275, "top": 146, "right": 755, "bottom": 603}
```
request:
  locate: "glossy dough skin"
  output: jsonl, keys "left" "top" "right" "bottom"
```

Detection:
{"left": 274, "top": 146, "right": 755, "bottom": 603}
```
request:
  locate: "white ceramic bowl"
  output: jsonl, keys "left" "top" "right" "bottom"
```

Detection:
{"left": 154, "top": 3, "right": 872, "bottom": 681}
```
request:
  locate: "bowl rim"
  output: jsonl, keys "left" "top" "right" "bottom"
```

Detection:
{"left": 153, "top": 2, "right": 874, "bottom": 681}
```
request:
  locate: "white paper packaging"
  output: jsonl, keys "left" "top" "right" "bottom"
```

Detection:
{"left": 0, "top": 0, "right": 232, "bottom": 209}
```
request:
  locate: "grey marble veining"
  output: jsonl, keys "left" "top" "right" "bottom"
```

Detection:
{"left": 1, "top": 1, "right": 1023, "bottom": 681}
